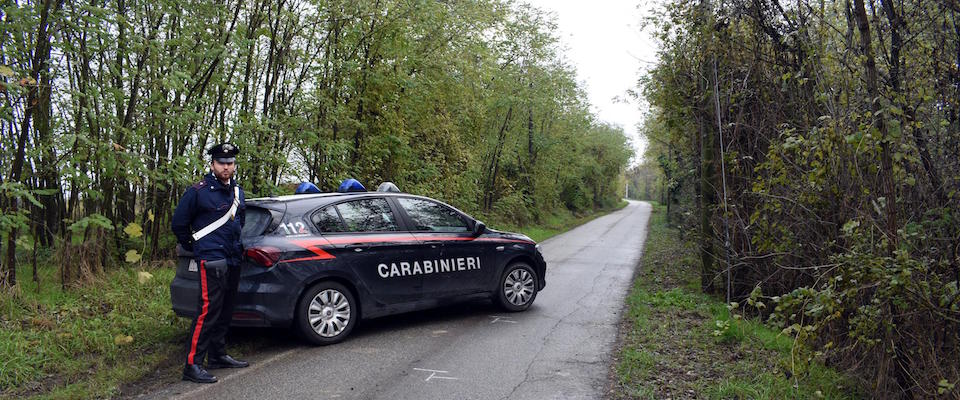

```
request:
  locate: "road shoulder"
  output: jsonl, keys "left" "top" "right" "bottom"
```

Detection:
{"left": 606, "top": 203, "right": 860, "bottom": 399}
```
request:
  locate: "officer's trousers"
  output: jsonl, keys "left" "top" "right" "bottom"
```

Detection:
{"left": 185, "top": 259, "right": 240, "bottom": 366}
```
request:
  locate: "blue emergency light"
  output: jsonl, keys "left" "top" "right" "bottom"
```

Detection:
{"left": 295, "top": 182, "right": 321, "bottom": 194}
{"left": 337, "top": 178, "right": 367, "bottom": 193}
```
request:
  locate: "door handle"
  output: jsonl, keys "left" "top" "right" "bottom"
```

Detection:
{"left": 496, "top": 246, "right": 505, "bottom": 251}
{"left": 345, "top": 243, "right": 367, "bottom": 251}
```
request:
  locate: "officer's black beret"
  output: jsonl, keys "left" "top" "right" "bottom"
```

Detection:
{"left": 207, "top": 142, "right": 239, "bottom": 163}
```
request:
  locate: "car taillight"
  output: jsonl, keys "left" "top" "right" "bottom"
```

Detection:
{"left": 245, "top": 246, "right": 281, "bottom": 267}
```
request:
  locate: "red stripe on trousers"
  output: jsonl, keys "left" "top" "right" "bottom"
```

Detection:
{"left": 187, "top": 260, "right": 210, "bottom": 365}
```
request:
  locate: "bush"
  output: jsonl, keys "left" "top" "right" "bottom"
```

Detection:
{"left": 769, "top": 225, "right": 960, "bottom": 397}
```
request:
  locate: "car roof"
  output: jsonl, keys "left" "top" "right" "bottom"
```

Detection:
{"left": 248, "top": 191, "right": 475, "bottom": 220}
{"left": 249, "top": 191, "right": 409, "bottom": 203}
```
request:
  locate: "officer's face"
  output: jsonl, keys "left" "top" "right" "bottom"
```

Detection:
{"left": 211, "top": 160, "right": 236, "bottom": 182}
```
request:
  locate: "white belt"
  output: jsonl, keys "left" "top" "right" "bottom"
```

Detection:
{"left": 192, "top": 186, "right": 241, "bottom": 241}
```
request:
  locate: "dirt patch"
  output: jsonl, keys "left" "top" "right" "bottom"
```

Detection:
{"left": 116, "top": 341, "right": 185, "bottom": 398}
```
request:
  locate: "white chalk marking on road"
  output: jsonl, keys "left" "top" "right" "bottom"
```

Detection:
{"left": 489, "top": 315, "right": 517, "bottom": 324}
{"left": 413, "top": 368, "right": 459, "bottom": 382}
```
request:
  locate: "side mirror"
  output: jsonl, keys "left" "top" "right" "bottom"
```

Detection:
{"left": 472, "top": 221, "right": 486, "bottom": 237}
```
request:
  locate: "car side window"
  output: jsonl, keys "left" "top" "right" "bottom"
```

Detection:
{"left": 311, "top": 206, "right": 346, "bottom": 232}
{"left": 396, "top": 198, "right": 469, "bottom": 232}
{"left": 335, "top": 198, "right": 399, "bottom": 232}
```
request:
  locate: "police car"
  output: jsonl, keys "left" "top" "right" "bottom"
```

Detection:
{"left": 170, "top": 182, "right": 547, "bottom": 345}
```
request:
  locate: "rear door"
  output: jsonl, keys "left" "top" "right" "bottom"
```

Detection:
{"left": 393, "top": 197, "right": 493, "bottom": 298}
{"left": 312, "top": 197, "right": 423, "bottom": 305}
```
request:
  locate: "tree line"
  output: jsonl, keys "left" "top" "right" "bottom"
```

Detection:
{"left": 0, "top": 0, "right": 632, "bottom": 288}
{"left": 638, "top": 0, "right": 959, "bottom": 397}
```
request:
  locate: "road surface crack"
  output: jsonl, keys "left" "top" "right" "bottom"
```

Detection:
{"left": 499, "top": 259, "right": 618, "bottom": 400}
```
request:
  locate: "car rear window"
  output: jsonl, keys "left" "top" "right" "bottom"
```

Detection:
{"left": 242, "top": 206, "right": 273, "bottom": 238}
{"left": 312, "top": 206, "right": 346, "bottom": 232}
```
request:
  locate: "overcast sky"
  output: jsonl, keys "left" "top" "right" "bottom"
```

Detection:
{"left": 522, "top": 0, "right": 659, "bottom": 165}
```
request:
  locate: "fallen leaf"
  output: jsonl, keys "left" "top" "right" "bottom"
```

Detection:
{"left": 114, "top": 335, "right": 134, "bottom": 345}
{"left": 0, "top": 65, "right": 13, "bottom": 77}
{"left": 29, "top": 317, "right": 54, "bottom": 330}
{"left": 138, "top": 271, "right": 154, "bottom": 284}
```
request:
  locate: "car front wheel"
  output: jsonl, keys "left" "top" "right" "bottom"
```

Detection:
{"left": 496, "top": 262, "right": 538, "bottom": 311}
{"left": 296, "top": 281, "right": 357, "bottom": 345}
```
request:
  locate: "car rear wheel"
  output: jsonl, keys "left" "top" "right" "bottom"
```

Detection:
{"left": 496, "top": 262, "right": 538, "bottom": 311}
{"left": 296, "top": 281, "right": 357, "bottom": 345}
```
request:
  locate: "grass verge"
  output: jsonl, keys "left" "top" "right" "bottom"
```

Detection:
{"left": 611, "top": 203, "right": 861, "bottom": 399}
{"left": 0, "top": 262, "right": 187, "bottom": 400}
{"left": 0, "top": 202, "right": 630, "bottom": 399}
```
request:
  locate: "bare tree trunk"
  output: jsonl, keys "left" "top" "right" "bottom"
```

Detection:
{"left": 483, "top": 106, "right": 513, "bottom": 212}
{"left": 855, "top": 0, "right": 908, "bottom": 394}
{"left": 36, "top": 11, "right": 63, "bottom": 247}
{"left": 698, "top": 0, "right": 718, "bottom": 294}
{"left": 853, "top": 0, "right": 897, "bottom": 254}
{"left": 351, "top": 10, "right": 379, "bottom": 166}
{"left": 2, "top": 0, "right": 63, "bottom": 289}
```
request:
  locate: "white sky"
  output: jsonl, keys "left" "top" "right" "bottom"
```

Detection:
{"left": 522, "top": 0, "right": 659, "bottom": 165}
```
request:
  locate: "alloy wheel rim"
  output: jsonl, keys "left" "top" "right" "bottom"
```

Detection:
{"left": 503, "top": 268, "right": 535, "bottom": 306}
{"left": 308, "top": 289, "right": 351, "bottom": 337}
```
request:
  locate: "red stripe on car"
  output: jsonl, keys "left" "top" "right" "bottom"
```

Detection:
{"left": 289, "top": 238, "right": 337, "bottom": 261}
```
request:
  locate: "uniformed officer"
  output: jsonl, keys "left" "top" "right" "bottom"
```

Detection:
{"left": 171, "top": 142, "right": 250, "bottom": 383}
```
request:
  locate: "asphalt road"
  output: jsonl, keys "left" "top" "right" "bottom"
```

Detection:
{"left": 140, "top": 201, "right": 651, "bottom": 400}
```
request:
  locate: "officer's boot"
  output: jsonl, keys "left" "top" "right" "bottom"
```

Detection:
{"left": 207, "top": 354, "right": 249, "bottom": 369}
{"left": 182, "top": 364, "right": 218, "bottom": 383}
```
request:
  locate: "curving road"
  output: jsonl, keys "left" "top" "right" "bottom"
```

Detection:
{"left": 138, "top": 201, "right": 651, "bottom": 400}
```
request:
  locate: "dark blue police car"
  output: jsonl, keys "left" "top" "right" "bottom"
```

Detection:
{"left": 170, "top": 185, "right": 547, "bottom": 345}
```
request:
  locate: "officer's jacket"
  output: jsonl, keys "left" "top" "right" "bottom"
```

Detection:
{"left": 171, "top": 172, "right": 246, "bottom": 263}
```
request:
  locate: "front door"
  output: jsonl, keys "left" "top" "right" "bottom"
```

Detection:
{"left": 393, "top": 197, "right": 494, "bottom": 298}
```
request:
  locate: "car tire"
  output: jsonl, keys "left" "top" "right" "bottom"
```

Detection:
{"left": 496, "top": 262, "right": 538, "bottom": 312}
{"left": 296, "top": 281, "right": 357, "bottom": 345}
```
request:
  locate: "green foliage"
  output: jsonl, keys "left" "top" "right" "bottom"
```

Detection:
{"left": 65, "top": 214, "right": 113, "bottom": 246}
{"left": 639, "top": 0, "right": 960, "bottom": 396}
{"left": 0, "top": 0, "right": 632, "bottom": 287}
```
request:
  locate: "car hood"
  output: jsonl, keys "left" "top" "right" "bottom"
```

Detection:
{"left": 488, "top": 229, "right": 535, "bottom": 244}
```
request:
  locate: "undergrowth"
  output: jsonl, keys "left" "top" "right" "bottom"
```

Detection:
{"left": 612, "top": 203, "right": 861, "bottom": 399}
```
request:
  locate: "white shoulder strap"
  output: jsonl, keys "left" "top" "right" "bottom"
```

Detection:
{"left": 192, "top": 186, "right": 241, "bottom": 241}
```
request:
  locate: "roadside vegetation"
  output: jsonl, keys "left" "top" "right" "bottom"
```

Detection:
{"left": 1, "top": 0, "right": 632, "bottom": 293}
{"left": 0, "top": 203, "right": 625, "bottom": 400}
{"left": 612, "top": 204, "right": 860, "bottom": 399}
{"left": 626, "top": 0, "right": 960, "bottom": 397}
{"left": 0, "top": 0, "right": 633, "bottom": 398}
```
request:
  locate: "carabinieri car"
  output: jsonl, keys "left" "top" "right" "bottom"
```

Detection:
{"left": 170, "top": 185, "right": 547, "bottom": 345}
